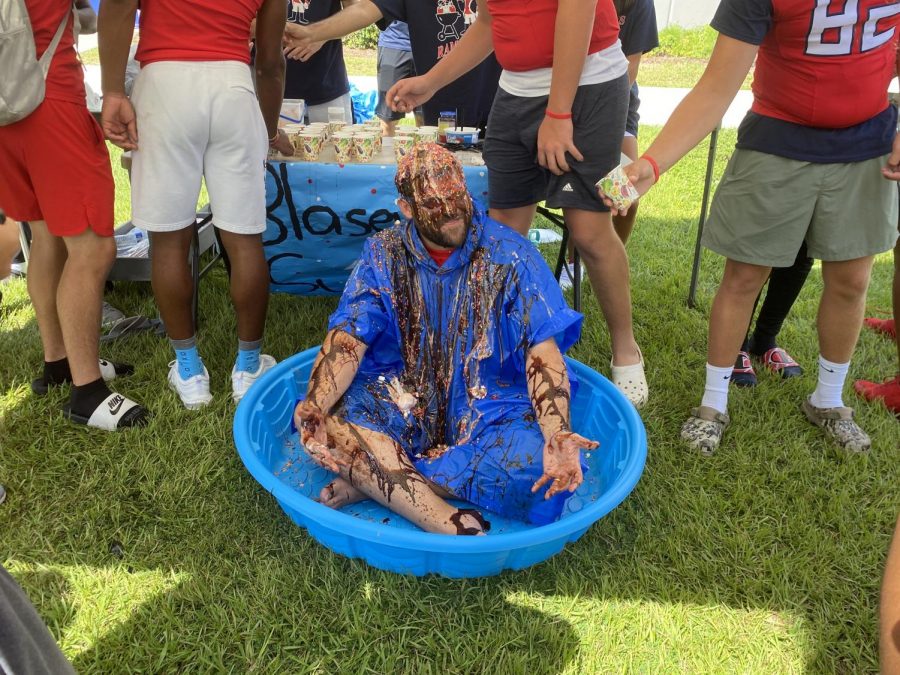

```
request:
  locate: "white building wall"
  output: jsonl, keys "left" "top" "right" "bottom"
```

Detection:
{"left": 654, "top": 0, "right": 719, "bottom": 29}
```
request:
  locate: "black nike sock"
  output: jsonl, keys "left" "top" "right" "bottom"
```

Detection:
{"left": 43, "top": 357, "right": 72, "bottom": 386}
{"left": 69, "top": 377, "right": 112, "bottom": 417}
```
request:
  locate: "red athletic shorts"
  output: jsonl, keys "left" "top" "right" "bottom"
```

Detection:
{"left": 0, "top": 98, "right": 114, "bottom": 237}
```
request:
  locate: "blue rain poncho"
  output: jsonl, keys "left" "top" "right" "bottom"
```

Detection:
{"left": 328, "top": 205, "right": 583, "bottom": 524}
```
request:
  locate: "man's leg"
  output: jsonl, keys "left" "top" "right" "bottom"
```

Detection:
{"left": 318, "top": 416, "right": 487, "bottom": 535}
{"left": 681, "top": 259, "right": 771, "bottom": 454}
{"left": 0, "top": 217, "right": 21, "bottom": 281}
{"left": 149, "top": 228, "right": 195, "bottom": 340}
{"left": 564, "top": 208, "right": 641, "bottom": 366}
{"left": 217, "top": 230, "right": 269, "bottom": 343}
{"left": 799, "top": 256, "right": 875, "bottom": 452}
{"left": 881, "top": 514, "right": 900, "bottom": 675}
{"left": 26, "top": 221, "right": 69, "bottom": 364}
{"left": 489, "top": 204, "right": 536, "bottom": 237}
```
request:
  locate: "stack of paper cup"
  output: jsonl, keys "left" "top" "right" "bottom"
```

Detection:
{"left": 332, "top": 132, "right": 355, "bottom": 163}
{"left": 300, "top": 130, "right": 325, "bottom": 161}
{"left": 282, "top": 123, "right": 305, "bottom": 155}
{"left": 353, "top": 133, "right": 377, "bottom": 163}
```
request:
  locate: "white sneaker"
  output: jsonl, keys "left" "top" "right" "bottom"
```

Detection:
{"left": 167, "top": 360, "right": 212, "bottom": 410}
{"left": 231, "top": 354, "right": 277, "bottom": 403}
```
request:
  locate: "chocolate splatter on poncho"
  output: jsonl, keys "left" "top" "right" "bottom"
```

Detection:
{"left": 328, "top": 204, "right": 584, "bottom": 524}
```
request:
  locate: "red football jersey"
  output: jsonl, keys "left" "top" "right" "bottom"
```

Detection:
{"left": 753, "top": 0, "right": 900, "bottom": 128}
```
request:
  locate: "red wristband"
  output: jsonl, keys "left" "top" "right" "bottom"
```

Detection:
{"left": 545, "top": 110, "right": 573, "bottom": 120}
{"left": 641, "top": 154, "right": 660, "bottom": 184}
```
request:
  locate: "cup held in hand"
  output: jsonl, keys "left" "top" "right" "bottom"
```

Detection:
{"left": 596, "top": 164, "right": 640, "bottom": 212}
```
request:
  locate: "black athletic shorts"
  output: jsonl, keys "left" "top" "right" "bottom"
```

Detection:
{"left": 376, "top": 46, "right": 416, "bottom": 122}
{"left": 483, "top": 74, "right": 629, "bottom": 212}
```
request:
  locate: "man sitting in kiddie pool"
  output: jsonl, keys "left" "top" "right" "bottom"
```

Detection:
{"left": 293, "top": 143, "right": 599, "bottom": 535}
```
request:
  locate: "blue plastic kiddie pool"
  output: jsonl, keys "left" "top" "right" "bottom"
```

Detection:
{"left": 234, "top": 347, "right": 647, "bottom": 578}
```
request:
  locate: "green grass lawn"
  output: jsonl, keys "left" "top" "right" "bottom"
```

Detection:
{"left": 1, "top": 127, "right": 898, "bottom": 673}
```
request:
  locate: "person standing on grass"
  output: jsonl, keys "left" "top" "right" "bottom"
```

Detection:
{"left": 281, "top": 0, "right": 501, "bottom": 131}
{"left": 99, "top": 0, "right": 293, "bottom": 409}
{"left": 279, "top": 0, "right": 357, "bottom": 124}
{"left": 601, "top": 0, "right": 900, "bottom": 453}
{"left": 375, "top": 21, "right": 419, "bottom": 136}
{"left": 0, "top": 0, "right": 148, "bottom": 430}
{"left": 385, "top": 0, "right": 648, "bottom": 409}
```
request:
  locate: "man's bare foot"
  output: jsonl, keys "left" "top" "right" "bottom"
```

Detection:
{"left": 319, "top": 478, "right": 366, "bottom": 509}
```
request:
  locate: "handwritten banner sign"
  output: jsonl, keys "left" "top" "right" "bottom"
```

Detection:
{"left": 264, "top": 160, "right": 489, "bottom": 295}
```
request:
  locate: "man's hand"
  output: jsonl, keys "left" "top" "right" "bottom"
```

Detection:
{"left": 284, "top": 38, "right": 324, "bottom": 62}
{"left": 531, "top": 430, "right": 598, "bottom": 499}
{"left": 293, "top": 400, "right": 346, "bottom": 473}
{"left": 100, "top": 94, "right": 138, "bottom": 150}
{"left": 270, "top": 128, "right": 294, "bottom": 156}
{"left": 598, "top": 158, "right": 655, "bottom": 216}
{"left": 883, "top": 133, "right": 900, "bottom": 181}
{"left": 537, "top": 116, "right": 583, "bottom": 176}
{"left": 386, "top": 76, "right": 437, "bottom": 115}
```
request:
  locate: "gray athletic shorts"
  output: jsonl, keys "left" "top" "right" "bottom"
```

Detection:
{"left": 376, "top": 46, "right": 415, "bottom": 122}
{"left": 483, "top": 74, "right": 629, "bottom": 212}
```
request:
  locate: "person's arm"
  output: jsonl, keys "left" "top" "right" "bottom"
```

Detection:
{"left": 625, "top": 52, "right": 641, "bottom": 85}
{"left": 98, "top": 0, "right": 139, "bottom": 149}
{"left": 526, "top": 338, "right": 599, "bottom": 500}
{"left": 883, "top": 51, "right": 900, "bottom": 181}
{"left": 284, "top": 0, "right": 382, "bottom": 51}
{"left": 292, "top": 329, "right": 368, "bottom": 472}
{"left": 600, "top": 33, "right": 757, "bottom": 212}
{"left": 882, "top": 514, "right": 900, "bottom": 674}
{"left": 387, "top": 3, "right": 494, "bottom": 114}
{"left": 74, "top": 0, "right": 97, "bottom": 35}
{"left": 536, "top": 0, "right": 598, "bottom": 175}
{"left": 284, "top": 0, "right": 361, "bottom": 61}
{"left": 255, "top": 0, "right": 292, "bottom": 154}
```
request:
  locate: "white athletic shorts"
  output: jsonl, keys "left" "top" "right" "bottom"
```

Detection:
{"left": 131, "top": 61, "right": 268, "bottom": 235}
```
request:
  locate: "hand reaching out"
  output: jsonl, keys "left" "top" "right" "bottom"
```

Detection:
{"left": 293, "top": 400, "right": 346, "bottom": 473}
{"left": 531, "top": 430, "right": 599, "bottom": 500}
{"left": 597, "top": 158, "right": 655, "bottom": 216}
{"left": 284, "top": 38, "right": 324, "bottom": 62}
{"left": 270, "top": 128, "right": 294, "bottom": 156}
{"left": 385, "top": 76, "right": 436, "bottom": 115}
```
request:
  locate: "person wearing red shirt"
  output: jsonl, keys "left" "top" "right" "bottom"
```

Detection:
{"left": 0, "top": 0, "right": 148, "bottom": 430}
{"left": 602, "top": 0, "right": 900, "bottom": 454}
{"left": 99, "top": 0, "right": 292, "bottom": 409}
{"left": 387, "top": 0, "right": 649, "bottom": 409}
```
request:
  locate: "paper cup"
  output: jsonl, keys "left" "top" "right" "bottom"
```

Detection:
{"left": 328, "top": 121, "right": 347, "bottom": 136}
{"left": 596, "top": 164, "right": 640, "bottom": 212}
{"left": 300, "top": 132, "right": 324, "bottom": 161}
{"left": 353, "top": 133, "right": 377, "bottom": 163}
{"left": 394, "top": 127, "right": 418, "bottom": 138}
{"left": 394, "top": 134, "right": 416, "bottom": 162}
{"left": 332, "top": 132, "right": 355, "bottom": 163}
{"left": 415, "top": 126, "right": 439, "bottom": 144}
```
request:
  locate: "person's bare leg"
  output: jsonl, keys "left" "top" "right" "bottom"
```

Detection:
{"left": 321, "top": 473, "right": 454, "bottom": 509}
{"left": 217, "top": 230, "right": 269, "bottom": 342}
{"left": 58, "top": 227, "right": 115, "bottom": 385}
{"left": 319, "top": 416, "right": 487, "bottom": 535}
{"left": 881, "top": 514, "right": 900, "bottom": 674}
{"left": 613, "top": 136, "right": 640, "bottom": 244}
{"left": 26, "top": 221, "right": 69, "bottom": 363}
{"left": 380, "top": 118, "right": 396, "bottom": 137}
{"left": 490, "top": 204, "right": 537, "bottom": 238}
{"left": 0, "top": 219, "right": 21, "bottom": 280}
{"left": 708, "top": 259, "right": 772, "bottom": 367}
{"left": 150, "top": 228, "right": 195, "bottom": 340}
{"left": 818, "top": 257, "right": 874, "bottom": 363}
{"left": 893, "top": 240, "right": 899, "bottom": 373}
{"left": 565, "top": 208, "right": 641, "bottom": 365}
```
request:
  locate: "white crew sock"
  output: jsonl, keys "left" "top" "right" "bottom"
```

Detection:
{"left": 701, "top": 363, "right": 733, "bottom": 414}
{"left": 809, "top": 355, "right": 850, "bottom": 409}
